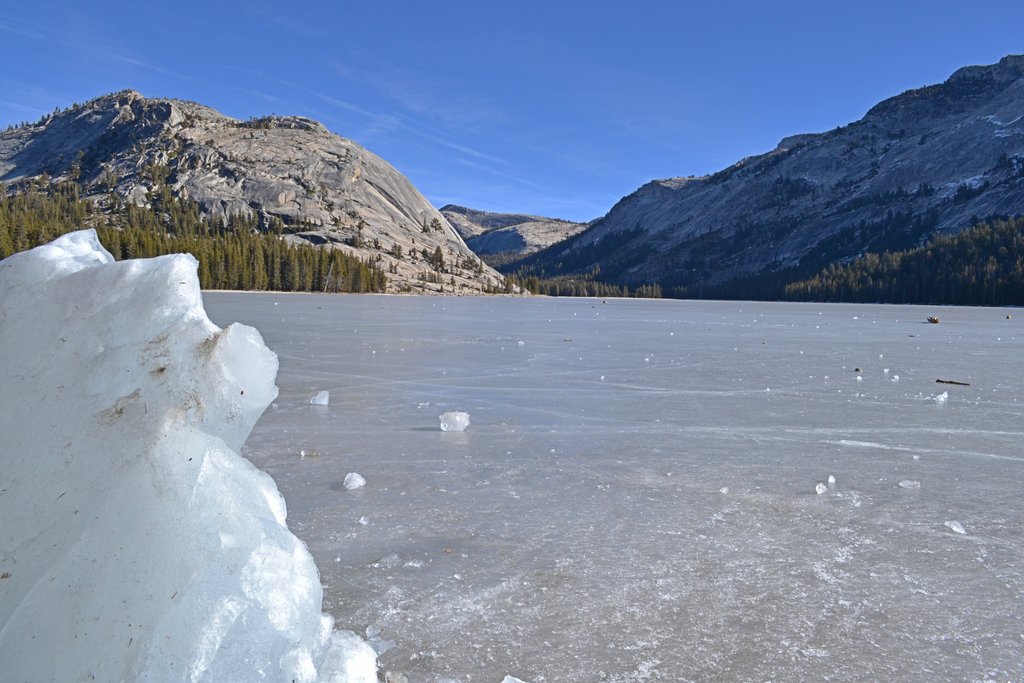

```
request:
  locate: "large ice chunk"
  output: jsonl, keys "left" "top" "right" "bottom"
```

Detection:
{"left": 944, "top": 520, "right": 967, "bottom": 535}
{"left": 344, "top": 472, "right": 367, "bottom": 490}
{"left": 439, "top": 411, "right": 471, "bottom": 432}
{"left": 0, "top": 231, "right": 375, "bottom": 682}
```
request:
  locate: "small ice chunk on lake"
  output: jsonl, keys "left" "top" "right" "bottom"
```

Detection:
{"left": 344, "top": 472, "right": 367, "bottom": 490}
{"left": 501, "top": 677, "right": 530, "bottom": 683}
{"left": 815, "top": 482, "right": 828, "bottom": 495}
{"left": 439, "top": 411, "right": 470, "bottom": 432}
{"left": 827, "top": 475, "right": 836, "bottom": 487}
{"left": 944, "top": 520, "right": 967, "bottom": 534}
{"left": 898, "top": 480, "right": 921, "bottom": 489}
{"left": 311, "top": 390, "right": 330, "bottom": 405}
{"left": 934, "top": 391, "right": 948, "bottom": 404}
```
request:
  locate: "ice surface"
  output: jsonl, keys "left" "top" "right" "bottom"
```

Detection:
{"left": 0, "top": 232, "right": 375, "bottom": 681}
{"left": 203, "top": 293, "right": 1024, "bottom": 682}
{"left": 344, "top": 472, "right": 367, "bottom": 490}
{"left": 438, "top": 411, "right": 470, "bottom": 432}
{"left": 312, "top": 390, "right": 331, "bottom": 405}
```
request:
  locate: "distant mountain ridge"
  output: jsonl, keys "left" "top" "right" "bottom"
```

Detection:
{"left": 514, "top": 54, "right": 1024, "bottom": 298}
{"left": 0, "top": 90, "right": 506, "bottom": 294}
{"left": 440, "top": 204, "right": 589, "bottom": 257}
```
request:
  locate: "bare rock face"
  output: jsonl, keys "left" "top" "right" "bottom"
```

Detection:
{"left": 441, "top": 204, "right": 589, "bottom": 256}
{"left": 0, "top": 90, "right": 505, "bottom": 294}
{"left": 523, "top": 55, "right": 1024, "bottom": 295}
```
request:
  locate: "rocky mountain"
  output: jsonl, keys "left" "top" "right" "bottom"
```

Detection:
{"left": 440, "top": 204, "right": 588, "bottom": 256}
{"left": 517, "top": 55, "right": 1024, "bottom": 298}
{"left": 0, "top": 90, "right": 506, "bottom": 294}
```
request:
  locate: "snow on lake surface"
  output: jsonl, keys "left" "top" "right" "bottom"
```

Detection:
{"left": 205, "top": 293, "right": 1024, "bottom": 682}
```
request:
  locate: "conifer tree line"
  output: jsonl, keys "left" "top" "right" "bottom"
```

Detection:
{"left": 784, "top": 217, "right": 1024, "bottom": 305}
{"left": 0, "top": 181, "right": 386, "bottom": 293}
{"left": 515, "top": 272, "right": 662, "bottom": 298}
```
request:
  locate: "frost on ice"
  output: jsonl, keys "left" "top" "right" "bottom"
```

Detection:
{"left": 0, "top": 231, "right": 375, "bottom": 682}
{"left": 439, "top": 410, "right": 471, "bottom": 432}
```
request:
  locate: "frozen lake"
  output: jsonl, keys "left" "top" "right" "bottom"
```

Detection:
{"left": 204, "top": 294, "right": 1024, "bottom": 682}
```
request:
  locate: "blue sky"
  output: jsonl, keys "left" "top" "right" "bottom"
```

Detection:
{"left": 2, "top": 1, "right": 1022, "bottom": 222}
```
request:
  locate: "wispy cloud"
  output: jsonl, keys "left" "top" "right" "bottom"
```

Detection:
{"left": 105, "top": 53, "right": 191, "bottom": 80}
{"left": 244, "top": 71, "right": 415, "bottom": 142}
{"left": 415, "top": 129, "right": 509, "bottom": 167}
{"left": 238, "top": 88, "right": 285, "bottom": 104}
{"left": 249, "top": 6, "right": 328, "bottom": 39}
{"left": 252, "top": 72, "right": 378, "bottom": 118}
{"left": 332, "top": 61, "right": 505, "bottom": 132}
{"left": 452, "top": 157, "right": 546, "bottom": 192}
{"left": 0, "top": 21, "right": 43, "bottom": 40}
{"left": 0, "top": 99, "right": 45, "bottom": 115}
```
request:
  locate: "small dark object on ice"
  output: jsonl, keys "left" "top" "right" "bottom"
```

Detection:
{"left": 927, "top": 316, "right": 940, "bottom": 324}
{"left": 936, "top": 378, "right": 970, "bottom": 386}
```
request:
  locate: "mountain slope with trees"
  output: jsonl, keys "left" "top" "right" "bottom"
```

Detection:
{"left": 784, "top": 216, "right": 1024, "bottom": 305}
{"left": 0, "top": 180, "right": 387, "bottom": 292}
{"left": 514, "top": 55, "right": 1024, "bottom": 301}
{"left": 0, "top": 91, "right": 506, "bottom": 294}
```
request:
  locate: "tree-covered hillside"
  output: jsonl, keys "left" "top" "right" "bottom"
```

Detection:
{"left": 784, "top": 216, "right": 1024, "bottom": 305}
{"left": 0, "top": 181, "right": 386, "bottom": 293}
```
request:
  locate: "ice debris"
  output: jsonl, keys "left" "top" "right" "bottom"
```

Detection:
{"left": 815, "top": 482, "right": 828, "bottom": 495}
{"left": 944, "top": 520, "right": 967, "bottom": 535}
{"left": 934, "top": 391, "right": 948, "bottom": 404}
{"left": 827, "top": 475, "right": 836, "bottom": 487}
{"left": 898, "top": 480, "right": 922, "bottom": 490}
{"left": 311, "top": 389, "right": 331, "bottom": 405}
{"left": 439, "top": 411, "right": 471, "bottom": 432}
{"left": 0, "top": 231, "right": 375, "bottom": 681}
{"left": 344, "top": 472, "right": 367, "bottom": 490}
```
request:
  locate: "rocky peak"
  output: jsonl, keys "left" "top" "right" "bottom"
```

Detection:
{"left": 519, "top": 54, "right": 1024, "bottom": 298}
{"left": 949, "top": 54, "right": 1024, "bottom": 84}
{"left": 1, "top": 92, "right": 510, "bottom": 294}
{"left": 866, "top": 53, "right": 1024, "bottom": 122}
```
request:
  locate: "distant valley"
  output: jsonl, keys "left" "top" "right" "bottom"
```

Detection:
{"left": 440, "top": 204, "right": 589, "bottom": 262}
